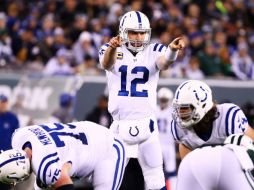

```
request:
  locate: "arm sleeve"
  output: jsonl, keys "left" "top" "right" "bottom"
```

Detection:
{"left": 34, "top": 151, "right": 63, "bottom": 187}
{"left": 98, "top": 43, "right": 110, "bottom": 68}
{"left": 170, "top": 119, "right": 181, "bottom": 143}
{"left": 225, "top": 105, "right": 249, "bottom": 135}
{"left": 152, "top": 43, "right": 168, "bottom": 70}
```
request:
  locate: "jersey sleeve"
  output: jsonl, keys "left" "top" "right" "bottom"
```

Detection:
{"left": 170, "top": 119, "right": 181, "bottom": 143}
{"left": 34, "top": 150, "right": 63, "bottom": 188}
{"left": 12, "top": 126, "right": 64, "bottom": 188}
{"left": 224, "top": 104, "right": 249, "bottom": 136}
{"left": 98, "top": 43, "right": 110, "bottom": 69}
{"left": 11, "top": 127, "right": 32, "bottom": 150}
{"left": 151, "top": 43, "right": 167, "bottom": 70}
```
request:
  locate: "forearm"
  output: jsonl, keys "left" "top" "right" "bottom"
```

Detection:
{"left": 53, "top": 163, "right": 72, "bottom": 190}
{"left": 101, "top": 46, "right": 117, "bottom": 70}
{"left": 157, "top": 36, "right": 184, "bottom": 70}
{"left": 179, "top": 143, "right": 192, "bottom": 160}
{"left": 244, "top": 125, "right": 254, "bottom": 141}
{"left": 157, "top": 48, "right": 179, "bottom": 70}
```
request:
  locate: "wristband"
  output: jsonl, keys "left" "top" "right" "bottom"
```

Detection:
{"left": 165, "top": 48, "right": 179, "bottom": 62}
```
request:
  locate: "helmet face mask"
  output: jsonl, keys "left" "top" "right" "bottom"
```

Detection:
{"left": 119, "top": 11, "right": 151, "bottom": 52}
{"left": 0, "top": 149, "right": 30, "bottom": 185}
{"left": 173, "top": 104, "right": 200, "bottom": 128}
{"left": 172, "top": 80, "right": 213, "bottom": 128}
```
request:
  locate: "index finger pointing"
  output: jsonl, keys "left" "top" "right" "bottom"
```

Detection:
{"left": 174, "top": 37, "right": 182, "bottom": 42}
{"left": 117, "top": 35, "right": 121, "bottom": 40}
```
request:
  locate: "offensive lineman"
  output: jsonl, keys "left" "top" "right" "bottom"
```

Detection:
{"left": 171, "top": 80, "right": 254, "bottom": 159}
{"left": 99, "top": 11, "right": 185, "bottom": 190}
{"left": 0, "top": 121, "right": 125, "bottom": 190}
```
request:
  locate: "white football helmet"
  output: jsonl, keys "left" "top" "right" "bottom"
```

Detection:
{"left": 172, "top": 80, "right": 213, "bottom": 128}
{"left": 158, "top": 87, "right": 173, "bottom": 100}
{"left": 119, "top": 11, "right": 151, "bottom": 52}
{"left": 158, "top": 87, "right": 174, "bottom": 109}
{"left": 0, "top": 149, "right": 30, "bottom": 185}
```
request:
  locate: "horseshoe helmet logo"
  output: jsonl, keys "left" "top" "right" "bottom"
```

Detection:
{"left": 193, "top": 86, "right": 208, "bottom": 103}
{"left": 129, "top": 126, "right": 139, "bottom": 136}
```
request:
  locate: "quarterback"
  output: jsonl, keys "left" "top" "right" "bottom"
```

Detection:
{"left": 99, "top": 10, "right": 184, "bottom": 190}
{"left": 0, "top": 121, "right": 125, "bottom": 190}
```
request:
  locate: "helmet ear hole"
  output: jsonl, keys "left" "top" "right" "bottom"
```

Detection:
{"left": 202, "top": 103, "right": 206, "bottom": 108}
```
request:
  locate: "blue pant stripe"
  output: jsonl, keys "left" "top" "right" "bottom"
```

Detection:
{"left": 112, "top": 144, "right": 120, "bottom": 190}
{"left": 112, "top": 138, "right": 125, "bottom": 190}
{"left": 115, "top": 139, "right": 125, "bottom": 190}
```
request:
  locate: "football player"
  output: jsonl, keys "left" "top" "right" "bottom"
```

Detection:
{"left": 156, "top": 87, "right": 177, "bottom": 190}
{"left": 99, "top": 11, "right": 185, "bottom": 190}
{"left": 171, "top": 80, "right": 254, "bottom": 159}
{"left": 0, "top": 121, "right": 125, "bottom": 190}
{"left": 177, "top": 134, "right": 254, "bottom": 190}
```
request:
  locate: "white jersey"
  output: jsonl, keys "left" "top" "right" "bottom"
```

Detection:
{"left": 156, "top": 106, "right": 175, "bottom": 144}
{"left": 156, "top": 105, "right": 177, "bottom": 188}
{"left": 99, "top": 43, "right": 167, "bottom": 120}
{"left": 171, "top": 103, "right": 249, "bottom": 149}
{"left": 177, "top": 145, "right": 254, "bottom": 190}
{"left": 12, "top": 121, "right": 125, "bottom": 190}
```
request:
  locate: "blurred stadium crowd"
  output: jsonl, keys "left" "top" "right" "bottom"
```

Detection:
{"left": 0, "top": 0, "right": 254, "bottom": 79}
{"left": 0, "top": 0, "right": 254, "bottom": 190}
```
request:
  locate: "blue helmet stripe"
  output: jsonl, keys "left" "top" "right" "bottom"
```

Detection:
{"left": 121, "top": 16, "right": 127, "bottom": 27}
{"left": 135, "top": 11, "right": 142, "bottom": 28}
{"left": 176, "top": 91, "right": 180, "bottom": 100}
{"left": 179, "top": 81, "right": 189, "bottom": 89}
{"left": 176, "top": 81, "right": 190, "bottom": 100}
{"left": 0, "top": 156, "right": 25, "bottom": 167}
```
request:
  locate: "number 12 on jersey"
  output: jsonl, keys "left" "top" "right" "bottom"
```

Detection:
{"left": 118, "top": 65, "right": 149, "bottom": 97}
